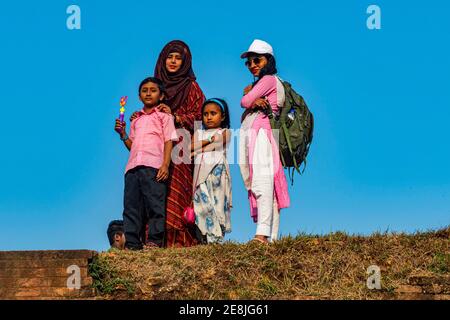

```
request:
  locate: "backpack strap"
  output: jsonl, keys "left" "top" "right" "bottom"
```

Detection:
{"left": 286, "top": 167, "right": 295, "bottom": 186}
{"left": 268, "top": 102, "right": 289, "bottom": 168}
{"left": 282, "top": 119, "right": 302, "bottom": 174}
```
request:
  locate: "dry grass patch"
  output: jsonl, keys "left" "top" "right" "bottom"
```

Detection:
{"left": 90, "top": 227, "right": 449, "bottom": 300}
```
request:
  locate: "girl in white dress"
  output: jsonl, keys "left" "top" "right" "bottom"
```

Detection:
{"left": 191, "top": 98, "right": 232, "bottom": 243}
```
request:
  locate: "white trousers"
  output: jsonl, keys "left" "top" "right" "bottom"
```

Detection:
{"left": 252, "top": 129, "right": 280, "bottom": 242}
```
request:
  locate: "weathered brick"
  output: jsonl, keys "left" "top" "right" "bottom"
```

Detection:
{"left": 0, "top": 287, "right": 95, "bottom": 299}
{"left": 0, "top": 250, "right": 97, "bottom": 261}
{"left": 5, "top": 296, "right": 99, "bottom": 300}
{"left": 0, "top": 250, "right": 98, "bottom": 300}
{"left": 395, "top": 285, "right": 423, "bottom": 294}
{"left": 0, "top": 276, "right": 93, "bottom": 288}
{"left": 0, "top": 258, "right": 88, "bottom": 269}
{"left": 0, "top": 267, "right": 89, "bottom": 278}
{"left": 396, "top": 293, "right": 435, "bottom": 300}
{"left": 408, "top": 275, "right": 450, "bottom": 287}
{"left": 421, "top": 284, "right": 444, "bottom": 294}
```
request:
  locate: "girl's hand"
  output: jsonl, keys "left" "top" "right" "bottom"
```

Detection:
{"left": 115, "top": 119, "right": 126, "bottom": 136}
{"left": 158, "top": 104, "right": 172, "bottom": 115}
{"left": 156, "top": 164, "right": 170, "bottom": 182}
{"left": 252, "top": 98, "right": 270, "bottom": 109}
{"left": 130, "top": 111, "right": 140, "bottom": 122}
{"left": 244, "top": 84, "right": 253, "bottom": 95}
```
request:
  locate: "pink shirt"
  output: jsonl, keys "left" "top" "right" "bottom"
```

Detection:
{"left": 125, "top": 108, "right": 178, "bottom": 174}
{"left": 241, "top": 75, "right": 285, "bottom": 113}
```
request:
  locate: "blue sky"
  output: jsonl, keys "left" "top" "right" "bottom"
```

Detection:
{"left": 0, "top": 1, "right": 449, "bottom": 251}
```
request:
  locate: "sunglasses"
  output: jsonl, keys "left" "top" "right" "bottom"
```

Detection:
{"left": 245, "top": 57, "right": 262, "bottom": 67}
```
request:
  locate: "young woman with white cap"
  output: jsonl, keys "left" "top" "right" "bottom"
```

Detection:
{"left": 238, "top": 39, "right": 291, "bottom": 244}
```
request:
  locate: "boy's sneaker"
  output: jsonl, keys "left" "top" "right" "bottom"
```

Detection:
{"left": 124, "top": 245, "right": 144, "bottom": 251}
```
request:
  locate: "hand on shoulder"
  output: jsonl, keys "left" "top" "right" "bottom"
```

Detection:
{"left": 158, "top": 104, "right": 172, "bottom": 115}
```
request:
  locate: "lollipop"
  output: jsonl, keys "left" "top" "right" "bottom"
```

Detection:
{"left": 115, "top": 96, "right": 128, "bottom": 134}
{"left": 119, "top": 96, "right": 128, "bottom": 122}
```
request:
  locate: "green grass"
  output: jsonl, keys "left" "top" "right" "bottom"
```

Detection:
{"left": 89, "top": 249, "right": 135, "bottom": 296}
{"left": 429, "top": 253, "right": 450, "bottom": 274}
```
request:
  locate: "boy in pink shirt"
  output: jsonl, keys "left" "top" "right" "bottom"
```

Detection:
{"left": 115, "top": 77, "right": 178, "bottom": 249}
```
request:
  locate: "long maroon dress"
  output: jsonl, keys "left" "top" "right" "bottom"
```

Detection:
{"left": 165, "top": 81, "right": 204, "bottom": 247}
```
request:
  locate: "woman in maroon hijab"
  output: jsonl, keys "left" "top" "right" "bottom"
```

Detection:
{"left": 133, "top": 40, "right": 205, "bottom": 247}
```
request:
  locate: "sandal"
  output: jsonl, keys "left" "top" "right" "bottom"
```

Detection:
{"left": 249, "top": 237, "right": 269, "bottom": 245}
{"left": 143, "top": 242, "right": 160, "bottom": 250}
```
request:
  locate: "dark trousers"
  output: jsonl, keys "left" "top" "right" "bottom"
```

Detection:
{"left": 123, "top": 166, "right": 167, "bottom": 249}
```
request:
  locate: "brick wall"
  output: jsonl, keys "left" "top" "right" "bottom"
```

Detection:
{"left": 0, "top": 250, "right": 97, "bottom": 300}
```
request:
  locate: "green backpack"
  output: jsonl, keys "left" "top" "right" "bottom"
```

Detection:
{"left": 267, "top": 79, "right": 314, "bottom": 183}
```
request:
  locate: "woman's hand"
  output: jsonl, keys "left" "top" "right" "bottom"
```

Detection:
{"left": 252, "top": 97, "right": 270, "bottom": 109}
{"left": 243, "top": 84, "right": 253, "bottom": 95}
{"left": 156, "top": 163, "right": 170, "bottom": 182}
{"left": 158, "top": 104, "right": 172, "bottom": 114}
{"left": 130, "top": 111, "right": 140, "bottom": 122}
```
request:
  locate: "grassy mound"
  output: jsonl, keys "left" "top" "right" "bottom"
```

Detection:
{"left": 89, "top": 227, "right": 449, "bottom": 300}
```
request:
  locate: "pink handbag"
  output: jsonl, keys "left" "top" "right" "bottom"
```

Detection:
{"left": 183, "top": 206, "right": 196, "bottom": 226}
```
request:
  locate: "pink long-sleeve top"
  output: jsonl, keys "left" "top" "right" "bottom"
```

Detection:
{"left": 240, "top": 75, "right": 290, "bottom": 221}
{"left": 241, "top": 75, "right": 286, "bottom": 113}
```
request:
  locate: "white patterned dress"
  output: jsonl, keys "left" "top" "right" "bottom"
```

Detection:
{"left": 193, "top": 128, "right": 232, "bottom": 243}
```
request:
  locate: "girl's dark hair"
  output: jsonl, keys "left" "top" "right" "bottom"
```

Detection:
{"left": 138, "top": 77, "right": 166, "bottom": 98}
{"left": 254, "top": 54, "right": 277, "bottom": 84}
{"left": 202, "top": 98, "right": 231, "bottom": 129}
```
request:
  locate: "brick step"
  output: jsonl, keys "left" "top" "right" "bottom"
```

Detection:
{"left": 0, "top": 287, "right": 96, "bottom": 300}
{"left": 0, "top": 276, "right": 93, "bottom": 288}
{"left": 0, "top": 267, "right": 89, "bottom": 278}
{"left": 406, "top": 275, "right": 450, "bottom": 294}
{"left": 0, "top": 250, "right": 98, "bottom": 300}
{"left": 0, "top": 250, "right": 96, "bottom": 261}
{"left": 7, "top": 296, "right": 99, "bottom": 300}
{"left": 0, "top": 258, "right": 88, "bottom": 269}
{"left": 408, "top": 275, "right": 450, "bottom": 286}
{"left": 395, "top": 293, "right": 450, "bottom": 300}
{"left": 398, "top": 284, "right": 450, "bottom": 295}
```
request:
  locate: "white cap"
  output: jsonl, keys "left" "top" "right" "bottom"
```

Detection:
{"left": 240, "top": 39, "right": 274, "bottom": 58}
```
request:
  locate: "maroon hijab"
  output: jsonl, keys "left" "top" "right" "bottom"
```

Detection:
{"left": 154, "top": 40, "right": 196, "bottom": 112}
